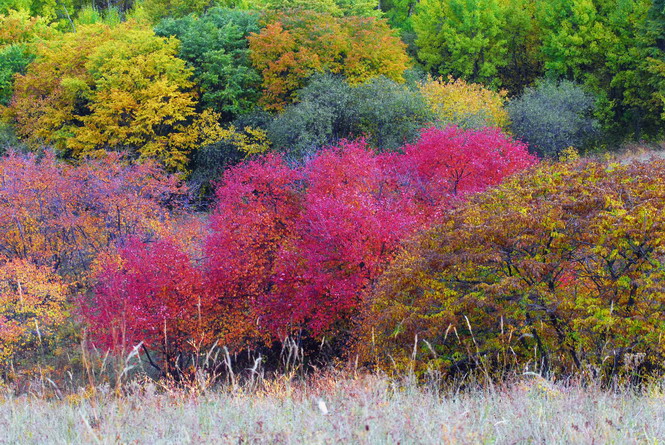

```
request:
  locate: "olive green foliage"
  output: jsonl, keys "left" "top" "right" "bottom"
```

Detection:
{"left": 498, "top": 0, "right": 542, "bottom": 95}
{"left": 644, "top": 0, "right": 665, "bottom": 127}
{"left": 247, "top": 0, "right": 378, "bottom": 16}
{"left": 352, "top": 76, "right": 433, "bottom": 151}
{"left": 0, "top": 0, "right": 74, "bottom": 21}
{"left": 363, "top": 159, "right": 665, "bottom": 380}
{"left": 74, "top": 4, "right": 122, "bottom": 25}
{"left": 267, "top": 74, "right": 432, "bottom": 158}
{"left": 155, "top": 8, "right": 262, "bottom": 120}
{"left": 507, "top": 80, "right": 599, "bottom": 157}
{"left": 188, "top": 138, "right": 245, "bottom": 200}
{"left": 141, "top": 0, "right": 212, "bottom": 22}
{"left": 0, "top": 121, "right": 26, "bottom": 154}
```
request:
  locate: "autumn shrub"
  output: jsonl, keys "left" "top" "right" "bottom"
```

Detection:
{"left": 203, "top": 154, "right": 300, "bottom": 350}
{"left": 0, "top": 9, "right": 57, "bottom": 44}
{"left": 0, "top": 259, "right": 68, "bottom": 374}
{"left": 419, "top": 76, "right": 509, "bottom": 129}
{"left": 267, "top": 74, "right": 432, "bottom": 157}
{"left": 0, "top": 151, "right": 185, "bottom": 282}
{"left": 248, "top": 11, "right": 409, "bottom": 110}
{"left": 8, "top": 22, "right": 224, "bottom": 172}
{"left": 204, "top": 127, "right": 534, "bottom": 348}
{"left": 0, "top": 151, "right": 192, "bottom": 376}
{"left": 361, "top": 158, "right": 665, "bottom": 381}
{"left": 78, "top": 126, "right": 533, "bottom": 371}
{"left": 81, "top": 237, "right": 204, "bottom": 374}
{"left": 507, "top": 79, "right": 600, "bottom": 157}
{"left": 154, "top": 8, "right": 262, "bottom": 120}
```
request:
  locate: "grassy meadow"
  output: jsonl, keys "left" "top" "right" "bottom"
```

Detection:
{"left": 2, "top": 373, "right": 665, "bottom": 444}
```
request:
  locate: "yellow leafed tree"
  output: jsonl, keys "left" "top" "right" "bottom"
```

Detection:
{"left": 8, "top": 21, "right": 224, "bottom": 172}
{"left": 419, "top": 76, "right": 510, "bottom": 130}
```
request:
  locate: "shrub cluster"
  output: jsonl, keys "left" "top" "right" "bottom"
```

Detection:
{"left": 80, "top": 127, "right": 534, "bottom": 370}
{"left": 507, "top": 80, "right": 599, "bottom": 158}
{"left": 361, "top": 158, "right": 665, "bottom": 380}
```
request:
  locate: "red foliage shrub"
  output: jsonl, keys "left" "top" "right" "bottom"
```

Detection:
{"left": 205, "top": 127, "right": 537, "bottom": 341}
{"left": 82, "top": 238, "right": 202, "bottom": 361}
{"left": 204, "top": 154, "right": 302, "bottom": 347}
{"left": 81, "top": 127, "right": 536, "bottom": 364}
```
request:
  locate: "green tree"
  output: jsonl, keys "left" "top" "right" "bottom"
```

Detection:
{"left": 0, "top": 44, "right": 33, "bottom": 105}
{"left": 537, "top": 0, "right": 609, "bottom": 81}
{"left": 413, "top": 0, "right": 508, "bottom": 88}
{"left": 0, "top": 0, "right": 73, "bottom": 21}
{"left": 507, "top": 79, "right": 599, "bottom": 157}
{"left": 644, "top": 0, "right": 665, "bottom": 128}
{"left": 537, "top": 0, "right": 663, "bottom": 138}
{"left": 245, "top": 0, "right": 379, "bottom": 16}
{"left": 497, "top": 0, "right": 542, "bottom": 95}
{"left": 155, "top": 8, "right": 262, "bottom": 121}
{"left": 266, "top": 74, "right": 432, "bottom": 157}
{"left": 140, "top": 0, "right": 211, "bottom": 23}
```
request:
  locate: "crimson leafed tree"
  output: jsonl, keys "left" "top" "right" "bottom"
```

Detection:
{"left": 204, "top": 127, "right": 536, "bottom": 342}
{"left": 82, "top": 238, "right": 203, "bottom": 367}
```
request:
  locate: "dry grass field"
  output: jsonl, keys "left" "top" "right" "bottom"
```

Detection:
{"left": 2, "top": 373, "right": 665, "bottom": 444}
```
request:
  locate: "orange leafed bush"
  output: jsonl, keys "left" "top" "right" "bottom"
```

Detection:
{"left": 0, "top": 259, "right": 68, "bottom": 369}
{"left": 0, "top": 151, "right": 185, "bottom": 281}
{"left": 248, "top": 11, "right": 409, "bottom": 111}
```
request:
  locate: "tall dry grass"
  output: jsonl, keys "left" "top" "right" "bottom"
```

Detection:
{"left": 2, "top": 371, "right": 665, "bottom": 444}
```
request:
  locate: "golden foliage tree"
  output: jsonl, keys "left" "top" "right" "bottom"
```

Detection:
{"left": 8, "top": 22, "right": 223, "bottom": 172}
{"left": 419, "top": 76, "right": 509, "bottom": 129}
{"left": 0, "top": 259, "right": 68, "bottom": 370}
{"left": 361, "top": 159, "right": 665, "bottom": 381}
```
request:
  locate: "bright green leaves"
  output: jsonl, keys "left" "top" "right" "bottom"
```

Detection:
{"left": 414, "top": 0, "right": 508, "bottom": 88}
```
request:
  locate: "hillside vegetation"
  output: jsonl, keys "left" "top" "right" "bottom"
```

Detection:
{"left": 0, "top": 0, "right": 664, "bottom": 398}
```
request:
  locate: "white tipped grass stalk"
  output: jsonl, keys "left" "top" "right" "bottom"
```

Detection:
{"left": 223, "top": 346, "right": 236, "bottom": 389}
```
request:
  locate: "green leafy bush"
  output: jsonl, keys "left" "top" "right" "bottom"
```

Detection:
{"left": 0, "top": 43, "right": 34, "bottom": 105}
{"left": 267, "top": 74, "right": 432, "bottom": 158}
{"left": 507, "top": 79, "right": 599, "bottom": 157}
{"left": 154, "top": 8, "right": 262, "bottom": 120}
